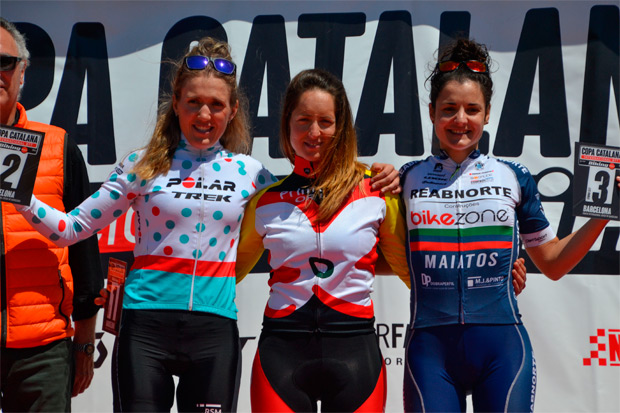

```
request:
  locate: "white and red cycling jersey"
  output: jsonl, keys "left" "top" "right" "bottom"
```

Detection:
{"left": 237, "top": 156, "right": 409, "bottom": 334}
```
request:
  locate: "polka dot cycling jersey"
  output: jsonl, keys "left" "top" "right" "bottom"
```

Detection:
{"left": 19, "top": 137, "right": 278, "bottom": 319}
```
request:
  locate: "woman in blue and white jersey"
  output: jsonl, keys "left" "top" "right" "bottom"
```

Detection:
{"left": 400, "top": 38, "right": 618, "bottom": 413}
{"left": 16, "top": 37, "right": 278, "bottom": 412}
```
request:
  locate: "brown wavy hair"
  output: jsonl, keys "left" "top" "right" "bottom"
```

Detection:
{"left": 133, "top": 37, "right": 250, "bottom": 180}
{"left": 280, "top": 69, "right": 367, "bottom": 222}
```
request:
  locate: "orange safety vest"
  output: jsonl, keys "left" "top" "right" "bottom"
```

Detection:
{"left": 1, "top": 103, "right": 74, "bottom": 348}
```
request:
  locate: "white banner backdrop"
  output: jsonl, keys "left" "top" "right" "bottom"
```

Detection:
{"left": 3, "top": 1, "right": 619, "bottom": 412}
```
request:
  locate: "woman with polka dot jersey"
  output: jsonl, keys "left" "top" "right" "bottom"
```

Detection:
{"left": 16, "top": 37, "right": 277, "bottom": 412}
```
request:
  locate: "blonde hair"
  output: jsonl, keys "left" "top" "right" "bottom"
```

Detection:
{"left": 280, "top": 69, "right": 366, "bottom": 222}
{"left": 133, "top": 37, "right": 250, "bottom": 180}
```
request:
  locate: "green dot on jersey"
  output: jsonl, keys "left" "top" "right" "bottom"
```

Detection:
{"left": 113, "top": 210, "right": 123, "bottom": 218}
{"left": 258, "top": 175, "right": 265, "bottom": 184}
{"left": 165, "top": 220, "right": 175, "bottom": 229}
{"left": 154, "top": 232, "right": 161, "bottom": 241}
{"left": 70, "top": 210, "right": 79, "bottom": 216}
{"left": 192, "top": 250, "right": 202, "bottom": 259}
{"left": 196, "top": 223, "right": 206, "bottom": 232}
{"left": 153, "top": 186, "right": 162, "bottom": 192}
{"left": 109, "top": 174, "right": 118, "bottom": 182}
{"left": 213, "top": 211, "right": 223, "bottom": 220}
{"left": 180, "top": 234, "right": 190, "bottom": 244}
{"left": 37, "top": 207, "right": 46, "bottom": 219}
{"left": 73, "top": 222, "right": 83, "bottom": 232}
{"left": 110, "top": 191, "right": 120, "bottom": 200}
{"left": 241, "top": 190, "right": 249, "bottom": 198}
{"left": 127, "top": 173, "right": 136, "bottom": 182}
{"left": 92, "top": 191, "right": 100, "bottom": 199}
{"left": 219, "top": 251, "right": 226, "bottom": 261}
{"left": 213, "top": 163, "right": 221, "bottom": 172}
{"left": 209, "top": 238, "right": 217, "bottom": 247}
{"left": 182, "top": 160, "right": 192, "bottom": 169}
{"left": 182, "top": 208, "right": 192, "bottom": 217}
{"left": 237, "top": 161, "right": 247, "bottom": 176}
{"left": 223, "top": 225, "right": 230, "bottom": 234}
{"left": 91, "top": 209, "right": 102, "bottom": 219}
{"left": 128, "top": 153, "right": 138, "bottom": 162}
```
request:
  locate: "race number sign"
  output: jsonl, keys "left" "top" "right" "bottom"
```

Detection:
{"left": 103, "top": 258, "right": 127, "bottom": 336}
{"left": 573, "top": 142, "right": 620, "bottom": 220}
{"left": 0, "top": 124, "right": 45, "bottom": 205}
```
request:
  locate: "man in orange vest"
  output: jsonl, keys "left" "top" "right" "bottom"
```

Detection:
{"left": 0, "top": 17, "right": 104, "bottom": 412}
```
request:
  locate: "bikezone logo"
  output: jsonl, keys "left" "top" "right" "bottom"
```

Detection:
{"left": 410, "top": 208, "right": 510, "bottom": 226}
{"left": 582, "top": 328, "right": 620, "bottom": 366}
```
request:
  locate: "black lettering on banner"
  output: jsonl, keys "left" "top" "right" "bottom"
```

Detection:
{"left": 159, "top": 16, "right": 227, "bottom": 101}
{"left": 579, "top": 5, "right": 619, "bottom": 146}
{"left": 51, "top": 22, "right": 116, "bottom": 165}
{"left": 356, "top": 10, "right": 423, "bottom": 157}
{"left": 376, "top": 323, "right": 389, "bottom": 347}
{"left": 298, "top": 12, "right": 366, "bottom": 80}
{"left": 14, "top": 23, "right": 55, "bottom": 110}
{"left": 239, "top": 15, "right": 290, "bottom": 158}
{"left": 392, "top": 323, "right": 404, "bottom": 348}
{"left": 495, "top": 8, "right": 570, "bottom": 158}
{"left": 532, "top": 167, "right": 618, "bottom": 275}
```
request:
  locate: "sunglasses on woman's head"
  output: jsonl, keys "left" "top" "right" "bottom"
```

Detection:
{"left": 0, "top": 55, "right": 23, "bottom": 71}
{"left": 184, "top": 55, "right": 236, "bottom": 75}
{"left": 437, "top": 60, "right": 488, "bottom": 73}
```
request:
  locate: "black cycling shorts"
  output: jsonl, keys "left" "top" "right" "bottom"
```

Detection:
{"left": 250, "top": 331, "right": 386, "bottom": 412}
{"left": 115, "top": 309, "right": 240, "bottom": 412}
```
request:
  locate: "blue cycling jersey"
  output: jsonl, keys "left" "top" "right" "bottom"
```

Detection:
{"left": 400, "top": 150, "right": 556, "bottom": 328}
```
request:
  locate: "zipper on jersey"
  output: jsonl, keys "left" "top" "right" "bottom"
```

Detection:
{"left": 453, "top": 162, "right": 466, "bottom": 324}
{"left": 314, "top": 220, "right": 322, "bottom": 332}
{"left": 188, "top": 149, "right": 205, "bottom": 311}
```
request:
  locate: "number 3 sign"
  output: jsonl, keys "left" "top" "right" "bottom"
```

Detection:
{"left": 573, "top": 142, "right": 620, "bottom": 221}
{"left": 0, "top": 124, "right": 45, "bottom": 206}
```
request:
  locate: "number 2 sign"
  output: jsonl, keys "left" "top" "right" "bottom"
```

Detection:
{"left": 0, "top": 124, "right": 45, "bottom": 205}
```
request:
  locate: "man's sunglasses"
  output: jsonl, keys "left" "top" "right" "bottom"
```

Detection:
{"left": 0, "top": 55, "right": 23, "bottom": 71}
{"left": 184, "top": 56, "right": 236, "bottom": 75}
{"left": 437, "top": 60, "right": 488, "bottom": 73}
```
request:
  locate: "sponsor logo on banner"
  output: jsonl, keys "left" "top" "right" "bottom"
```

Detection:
{"left": 582, "top": 328, "right": 620, "bottom": 366}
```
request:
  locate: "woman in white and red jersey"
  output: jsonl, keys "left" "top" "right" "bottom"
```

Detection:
{"left": 236, "top": 68, "right": 410, "bottom": 412}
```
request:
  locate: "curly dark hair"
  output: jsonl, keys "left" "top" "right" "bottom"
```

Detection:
{"left": 428, "top": 38, "right": 493, "bottom": 109}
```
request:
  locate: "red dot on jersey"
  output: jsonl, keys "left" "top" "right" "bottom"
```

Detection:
{"left": 152, "top": 207, "right": 160, "bottom": 216}
{"left": 182, "top": 177, "right": 195, "bottom": 188}
{"left": 58, "top": 220, "right": 66, "bottom": 232}
{"left": 127, "top": 193, "right": 137, "bottom": 200}
{"left": 164, "top": 246, "right": 173, "bottom": 255}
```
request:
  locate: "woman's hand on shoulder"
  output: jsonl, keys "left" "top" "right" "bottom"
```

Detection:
{"left": 370, "top": 162, "right": 401, "bottom": 194}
